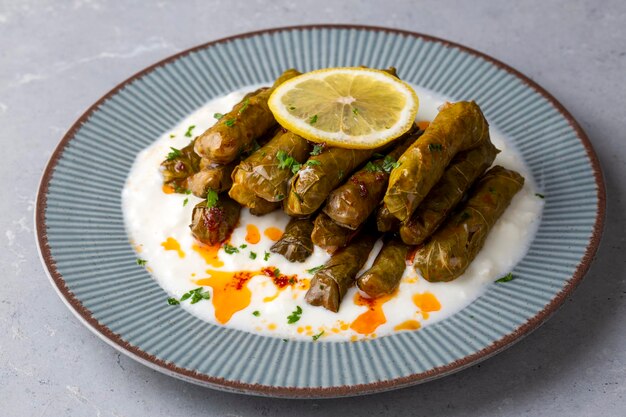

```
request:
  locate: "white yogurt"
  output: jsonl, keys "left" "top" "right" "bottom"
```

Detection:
{"left": 122, "top": 86, "right": 543, "bottom": 342}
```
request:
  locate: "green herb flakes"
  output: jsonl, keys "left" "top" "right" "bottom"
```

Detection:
{"left": 249, "top": 252, "right": 257, "bottom": 260}
{"left": 184, "top": 125, "right": 196, "bottom": 137}
{"left": 309, "top": 114, "right": 318, "bottom": 124}
{"left": 252, "top": 310, "right": 260, "bottom": 317}
{"left": 287, "top": 306, "right": 303, "bottom": 324}
{"left": 496, "top": 273, "right": 515, "bottom": 283}
{"left": 306, "top": 265, "right": 325, "bottom": 274}
{"left": 312, "top": 330, "right": 325, "bottom": 341}
{"left": 365, "top": 161, "right": 382, "bottom": 173}
{"left": 223, "top": 244, "right": 239, "bottom": 254}
{"left": 310, "top": 144, "right": 324, "bottom": 156}
{"left": 166, "top": 147, "right": 182, "bottom": 161}
{"left": 136, "top": 258, "right": 147, "bottom": 266}
{"left": 381, "top": 155, "right": 400, "bottom": 173}
{"left": 170, "top": 287, "right": 210, "bottom": 305}
{"left": 206, "top": 189, "right": 219, "bottom": 208}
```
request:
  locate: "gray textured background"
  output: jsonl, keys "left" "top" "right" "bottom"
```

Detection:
{"left": 1, "top": 0, "right": 625, "bottom": 416}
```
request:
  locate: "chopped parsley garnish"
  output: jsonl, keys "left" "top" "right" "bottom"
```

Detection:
{"left": 169, "top": 287, "right": 210, "bottom": 305}
{"left": 306, "top": 160, "right": 321, "bottom": 167}
{"left": 214, "top": 113, "right": 224, "bottom": 120}
{"left": 352, "top": 108, "right": 359, "bottom": 115}
{"left": 535, "top": 193, "right": 545, "bottom": 199}
{"left": 238, "top": 98, "right": 250, "bottom": 114}
{"left": 169, "top": 133, "right": 175, "bottom": 138}
{"left": 166, "top": 147, "right": 182, "bottom": 161}
{"left": 274, "top": 268, "right": 281, "bottom": 276}
{"left": 264, "top": 251, "right": 270, "bottom": 261}
{"left": 496, "top": 273, "right": 515, "bottom": 283}
{"left": 249, "top": 252, "right": 257, "bottom": 260}
{"left": 184, "top": 125, "right": 196, "bottom": 137}
{"left": 183, "top": 198, "right": 189, "bottom": 207}
{"left": 136, "top": 258, "right": 147, "bottom": 266}
{"left": 288, "top": 277, "right": 296, "bottom": 285}
{"left": 381, "top": 155, "right": 400, "bottom": 173}
{"left": 276, "top": 150, "right": 299, "bottom": 172}
{"left": 288, "top": 105, "right": 296, "bottom": 111}
{"left": 239, "top": 244, "right": 248, "bottom": 249}
{"left": 310, "top": 144, "right": 324, "bottom": 156}
{"left": 309, "top": 114, "right": 318, "bottom": 124}
{"left": 365, "top": 161, "right": 382, "bottom": 173}
{"left": 225, "top": 118, "right": 236, "bottom": 127}
{"left": 206, "top": 189, "right": 219, "bottom": 208}
{"left": 287, "top": 306, "right": 303, "bottom": 324}
{"left": 252, "top": 310, "right": 260, "bottom": 317}
{"left": 275, "top": 193, "right": 285, "bottom": 200}
{"left": 312, "top": 330, "right": 325, "bottom": 341}
{"left": 428, "top": 143, "right": 443, "bottom": 152}
{"left": 306, "top": 265, "right": 325, "bottom": 274}
{"left": 223, "top": 244, "right": 239, "bottom": 254}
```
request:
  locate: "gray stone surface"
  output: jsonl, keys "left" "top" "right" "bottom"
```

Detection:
{"left": 1, "top": 0, "right": 624, "bottom": 415}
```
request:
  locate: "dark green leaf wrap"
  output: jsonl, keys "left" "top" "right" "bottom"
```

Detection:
{"left": 284, "top": 146, "right": 376, "bottom": 217}
{"left": 160, "top": 140, "right": 201, "bottom": 191}
{"left": 356, "top": 238, "right": 409, "bottom": 298}
{"left": 232, "top": 130, "right": 311, "bottom": 202}
{"left": 194, "top": 69, "right": 301, "bottom": 164}
{"left": 311, "top": 212, "right": 359, "bottom": 253}
{"left": 400, "top": 141, "right": 499, "bottom": 245}
{"left": 323, "top": 130, "right": 421, "bottom": 230}
{"left": 187, "top": 160, "right": 237, "bottom": 198}
{"left": 270, "top": 218, "right": 315, "bottom": 262}
{"left": 228, "top": 182, "right": 280, "bottom": 216}
{"left": 189, "top": 196, "right": 241, "bottom": 245}
{"left": 413, "top": 166, "right": 524, "bottom": 282}
{"left": 376, "top": 204, "right": 400, "bottom": 232}
{"left": 305, "top": 233, "right": 377, "bottom": 312}
{"left": 384, "top": 101, "right": 491, "bottom": 222}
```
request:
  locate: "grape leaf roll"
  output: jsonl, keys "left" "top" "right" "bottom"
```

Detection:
{"left": 384, "top": 101, "right": 491, "bottom": 222}
{"left": 413, "top": 166, "right": 524, "bottom": 282}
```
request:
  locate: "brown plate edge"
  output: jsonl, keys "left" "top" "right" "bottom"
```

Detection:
{"left": 35, "top": 24, "right": 607, "bottom": 398}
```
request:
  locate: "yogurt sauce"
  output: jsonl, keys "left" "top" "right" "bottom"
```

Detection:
{"left": 122, "top": 85, "right": 543, "bottom": 342}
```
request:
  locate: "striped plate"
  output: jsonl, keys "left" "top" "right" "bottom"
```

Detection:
{"left": 36, "top": 25, "right": 605, "bottom": 397}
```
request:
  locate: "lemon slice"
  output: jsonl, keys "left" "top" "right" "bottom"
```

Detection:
{"left": 268, "top": 67, "right": 419, "bottom": 149}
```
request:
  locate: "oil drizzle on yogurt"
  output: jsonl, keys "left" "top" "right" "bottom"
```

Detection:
{"left": 196, "top": 270, "right": 257, "bottom": 324}
{"left": 161, "top": 237, "right": 185, "bottom": 258}
{"left": 350, "top": 293, "right": 395, "bottom": 335}
{"left": 413, "top": 292, "right": 441, "bottom": 319}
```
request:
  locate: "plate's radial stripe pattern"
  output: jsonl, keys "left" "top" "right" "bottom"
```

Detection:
{"left": 37, "top": 26, "right": 603, "bottom": 397}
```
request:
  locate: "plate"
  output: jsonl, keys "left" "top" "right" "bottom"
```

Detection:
{"left": 36, "top": 25, "right": 605, "bottom": 398}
